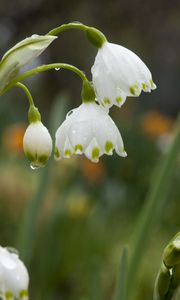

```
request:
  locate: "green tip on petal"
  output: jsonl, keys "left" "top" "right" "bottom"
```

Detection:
{"left": 92, "top": 147, "right": 100, "bottom": 161}
{"left": 105, "top": 141, "right": 113, "bottom": 153}
{"left": 150, "top": 79, "right": 157, "bottom": 89}
{"left": 25, "top": 151, "right": 49, "bottom": 169}
{"left": 130, "top": 84, "right": 139, "bottom": 96}
{"left": 103, "top": 98, "right": 111, "bottom": 105}
{"left": 142, "top": 83, "right": 149, "bottom": 91}
{"left": 54, "top": 147, "right": 60, "bottom": 159}
{"left": 64, "top": 149, "right": 72, "bottom": 157}
{"left": 5, "top": 291, "right": 13, "bottom": 300}
{"left": 20, "top": 290, "right": 29, "bottom": 299}
{"left": 116, "top": 97, "right": 123, "bottom": 105}
{"left": 74, "top": 144, "right": 83, "bottom": 153}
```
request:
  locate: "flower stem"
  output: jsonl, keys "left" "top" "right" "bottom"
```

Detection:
{"left": 47, "top": 22, "right": 89, "bottom": 36}
{"left": 15, "top": 82, "right": 34, "bottom": 106}
{"left": 1, "top": 63, "right": 88, "bottom": 95}
{"left": 47, "top": 22, "right": 107, "bottom": 48}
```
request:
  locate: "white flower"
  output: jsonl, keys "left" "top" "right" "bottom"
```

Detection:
{"left": 55, "top": 102, "right": 127, "bottom": 163}
{"left": 0, "top": 246, "right": 29, "bottom": 299}
{"left": 91, "top": 41, "right": 156, "bottom": 110}
{"left": 0, "top": 34, "right": 57, "bottom": 93}
{"left": 23, "top": 121, "right": 53, "bottom": 169}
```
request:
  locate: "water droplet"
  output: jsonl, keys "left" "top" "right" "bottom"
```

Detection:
{"left": 55, "top": 67, "right": 60, "bottom": 71}
{"left": 30, "top": 162, "right": 41, "bottom": 170}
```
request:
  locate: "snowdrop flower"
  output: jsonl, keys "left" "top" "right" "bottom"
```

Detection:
{"left": 23, "top": 119, "right": 53, "bottom": 169}
{"left": 91, "top": 41, "right": 156, "bottom": 110}
{"left": 55, "top": 101, "right": 127, "bottom": 163}
{"left": 0, "top": 34, "right": 57, "bottom": 94}
{"left": 0, "top": 246, "right": 29, "bottom": 299}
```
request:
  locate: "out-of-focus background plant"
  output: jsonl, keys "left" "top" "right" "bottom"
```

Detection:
{"left": 0, "top": 1, "right": 179, "bottom": 300}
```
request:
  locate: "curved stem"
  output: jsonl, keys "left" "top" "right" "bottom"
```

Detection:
{"left": 2, "top": 63, "right": 88, "bottom": 95}
{"left": 15, "top": 82, "right": 34, "bottom": 106}
{"left": 47, "top": 22, "right": 89, "bottom": 36}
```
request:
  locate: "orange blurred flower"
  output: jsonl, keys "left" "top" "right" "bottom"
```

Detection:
{"left": 2, "top": 123, "right": 26, "bottom": 154}
{"left": 80, "top": 157, "right": 106, "bottom": 183}
{"left": 141, "top": 111, "right": 175, "bottom": 138}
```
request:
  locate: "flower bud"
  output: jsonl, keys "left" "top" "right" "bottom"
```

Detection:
{"left": 163, "top": 239, "right": 180, "bottom": 268}
{"left": 0, "top": 34, "right": 57, "bottom": 94}
{"left": 154, "top": 263, "right": 171, "bottom": 299}
{"left": 23, "top": 120, "right": 53, "bottom": 169}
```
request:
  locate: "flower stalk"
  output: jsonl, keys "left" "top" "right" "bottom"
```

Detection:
{"left": 1, "top": 63, "right": 88, "bottom": 96}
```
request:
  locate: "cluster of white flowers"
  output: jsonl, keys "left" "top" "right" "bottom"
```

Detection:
{"left": 0, "top": 26, "right": 155, "bottom": 166}
{"left": 0, "top": 247, "right": 29, "bottom": 300}
{"left": 54, "top": 41, "right": 156, "bottom": 163}
{"left": 23, "top": 37, "right": 156, "bottom": 165}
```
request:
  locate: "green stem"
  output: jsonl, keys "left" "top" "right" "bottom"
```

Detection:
{"left": 127, "top": 116, "right": 180, "bottom": 300}
{"left": 47, "top": 22, "right": 106, "bottom": 48}
{"left": 1, "top": 63, "right": 88, "bottom": 95}
{"left": 47, "top": 22, "right": 89, "bottom": 36}
{"left": 15, "top": 82, "right": 34, "bottom": 106}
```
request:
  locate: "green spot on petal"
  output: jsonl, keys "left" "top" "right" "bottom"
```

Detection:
{"left": 142, "top": 83, "right": 149, "bottom": 91}
{"left": 5, "top": 291, "right": 13, "bottom": 300}
{"left": 64, "top": 149, "right": 72, "bottom": 157}
{"left": 20, "top": 290, "right": 29, "bottom": 299}
{"left": 25, "top": 151, "right": 35, "bottom": 162}
{"left": 38, "top": 154, "right": 49, "bottom": 164}
{"left": 105, "top": 141, "right": 113, "bottom": 153}
{"left": 92, "top": 147, "right": 100, "bottom": 160}
{"left": 130, "top": 84, "right": 139, "bottom": 96}
{"left": 103, "top": 98, "right": 111, "bottom": 105}
{"left": 150, "top": 79, "right": 156, "bottom": 89}
{"left": 116, "top": 97, "right": 123, "bottom": 105}
{"left": 54, "top": 147, "right": 60, "bottom": 159}
{"left": 74, "top": 144, "right": 83, "bottom": 152}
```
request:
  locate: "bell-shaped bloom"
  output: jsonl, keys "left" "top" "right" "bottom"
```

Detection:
{"left": 0, "top": 246, "right": 29, "bottom": 299}
{"left": 55, "top": 102, "right": 127, "bottom": 163}
{"left": 23, "top": 121, "right": 53, "bottom": 169}
{"left": 0, "top": 34, "right": 57, "bottom": 94}
{"left": 91, "top": 41, "right": 156, "bottom": 110}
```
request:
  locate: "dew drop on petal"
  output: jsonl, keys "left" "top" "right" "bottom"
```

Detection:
{"left": 30, "top": 162, "right": 42, "bottom": 170}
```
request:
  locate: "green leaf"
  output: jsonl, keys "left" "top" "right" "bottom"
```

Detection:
{"left": 113, "top": 247, "right": 128, "bottom": 300}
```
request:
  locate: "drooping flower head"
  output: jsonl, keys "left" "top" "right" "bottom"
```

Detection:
{"left": 55, "top": 101, "right": 127, "bottom": 163}
{"left": 91, "top": 40, "right": 156, "bottom": 110}
{"left": 0, "top": 246, "right": 29, "bottom": 299}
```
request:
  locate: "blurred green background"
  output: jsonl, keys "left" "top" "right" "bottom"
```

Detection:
{"left": 0, "top": 1, "right": 180, "bottom": 299}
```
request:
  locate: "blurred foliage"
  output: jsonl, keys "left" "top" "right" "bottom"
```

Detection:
{"left": 0, "top": 1, "right": 180, "bottom": 299}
